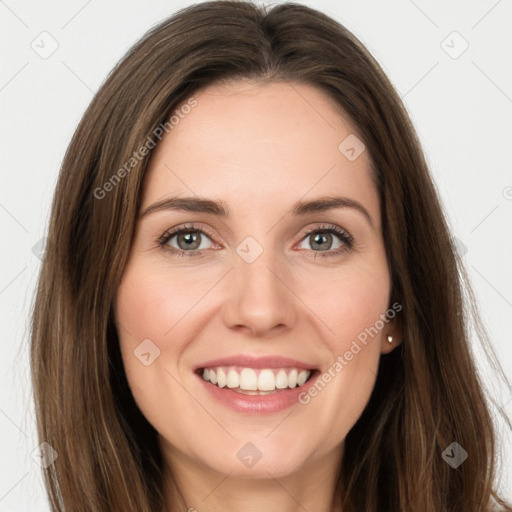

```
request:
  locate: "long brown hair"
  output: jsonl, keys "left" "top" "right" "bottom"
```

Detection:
{"left": 30, "top": 1, "right": 512, "bottom": 510}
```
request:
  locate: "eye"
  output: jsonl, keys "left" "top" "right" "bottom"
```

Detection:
{"left": 157, "top": 224, "right": 216, "bottom": 257}
{"left": 157, "top": 223, "right": 354, "bottom": 259}
{"left": 296, "top": 224, "right": 354, "bottom": 258}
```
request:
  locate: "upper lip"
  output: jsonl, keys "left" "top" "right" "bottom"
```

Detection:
{"left": 194, "top": 355, "right": 316, "bottom": 371}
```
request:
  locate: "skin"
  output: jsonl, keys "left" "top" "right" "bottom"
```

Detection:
{"left": 114, "top": 79, "right": 402, "bottom": 512}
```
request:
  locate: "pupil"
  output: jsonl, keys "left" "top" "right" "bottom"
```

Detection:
{"left": 179, "top": 232, "right": 200, "bottom": 250}
{"left": 312, "top": 232, "right": 331, "bottom": 250}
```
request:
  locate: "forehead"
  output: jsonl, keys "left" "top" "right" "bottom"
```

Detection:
{"left": 141, "top": 80, "right": 379, "bottom": 227}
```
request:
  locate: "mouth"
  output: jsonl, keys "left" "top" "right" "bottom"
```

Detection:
{"left": 195, "top": 366, "right": 318, "bottom": 395}
{"left": 193, "top": 355, "right": 320, "bottom": 414}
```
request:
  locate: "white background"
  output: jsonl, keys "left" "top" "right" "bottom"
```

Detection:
{"left": 0, "top": 0, "right": 511, "bottom": 510}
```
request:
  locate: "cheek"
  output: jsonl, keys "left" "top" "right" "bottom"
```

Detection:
{"left": 114, "top": 265, "right": 196, "bottom": 434}
{"left": 114, "top": 265, "right": 179, "bottom": 395}
{"left": 294, "top": 263, "right": 390, "bottom": 442}
{"left": 303, "top": 262, "right": 391, "bottom": 350}
{"left": 115, "top": 262, "right": 197, "bottom": 343}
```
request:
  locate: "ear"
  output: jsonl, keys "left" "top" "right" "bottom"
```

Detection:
{"left": 380, "top": 313, "right": 403, "bottom": 355}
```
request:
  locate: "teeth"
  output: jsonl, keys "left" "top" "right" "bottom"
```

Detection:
{"left": 240, "top": 368, "right": 258, "bottom": 390}
{"left": 288, "top": 369, "right": 298, "bottom": 388}
{"left": 297, "top": 370, "right": 308, "bottom": 386}
{"left": 217, "top": 368, "right": 227, "bottom": 388}
{"left": 258, "top": 369, "right": 275, "bottom": 391}
{"left": 201, "top": 366, "right": 312, "bottom": 392}
{"left": 226, "top": 369, "right": 240, "bottom": 388}
{"left": 275, "top": 369, "right": 289, "bottom": 389}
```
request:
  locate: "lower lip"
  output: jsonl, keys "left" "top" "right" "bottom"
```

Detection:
{"left": 196, "top": 371, "right": 319, "bottom": 415}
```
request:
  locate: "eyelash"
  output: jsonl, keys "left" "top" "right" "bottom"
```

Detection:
{"left": 156, "top": 223, "right": 354, "bottom": 259}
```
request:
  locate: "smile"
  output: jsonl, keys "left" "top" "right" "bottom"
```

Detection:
{"left": 200, "top": 366, "right": 313, "bottom": 394}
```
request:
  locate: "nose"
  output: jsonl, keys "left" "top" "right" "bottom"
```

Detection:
{"left": 221, "top": 247, "right": 297, "bottom": 338}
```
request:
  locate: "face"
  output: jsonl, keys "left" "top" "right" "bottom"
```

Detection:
{"left": 114, "top": 79, "right": 401, "bottom": 482}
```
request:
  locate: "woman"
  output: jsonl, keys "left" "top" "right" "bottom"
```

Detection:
{"left": 30, "top": 1, "right": 512, "bottom": 510}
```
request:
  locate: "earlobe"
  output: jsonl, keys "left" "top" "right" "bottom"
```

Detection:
{"left": 381, "top": 333, "right": 401, "bottom": 354}
{"left": 381, "top": 316, "right": 403, "bottom": 354}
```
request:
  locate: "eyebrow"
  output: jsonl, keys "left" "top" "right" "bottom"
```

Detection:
{"left": 140, "top": 195, "right": 374, "bottom": 228}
